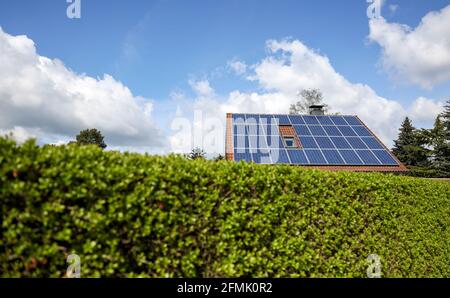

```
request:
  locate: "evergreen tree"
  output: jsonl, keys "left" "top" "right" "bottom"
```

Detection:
{"left": 441, "top": 99, "right": 450, "bottom": 133}
{"left": 432, "top": 99, "right": 450, "bottom": 176}
{"left": 392, "top": 117, "right": 429, "bottom": 167}
{"left": 429, "top": 116, "right": 449, "bottom": 175}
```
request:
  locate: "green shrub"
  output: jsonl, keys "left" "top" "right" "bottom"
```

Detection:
{"left": 406, "top": 166, "right": 448, "bottom": 178}
{"left": 1, "top": 137, "right": 449, "bottom": 277}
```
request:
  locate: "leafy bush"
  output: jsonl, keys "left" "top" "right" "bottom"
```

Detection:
{"left": 1, "top": 137, "right": 449, "bottom": 277}
{"left": 406, "top": 166, "right": 446, "bottom": 178}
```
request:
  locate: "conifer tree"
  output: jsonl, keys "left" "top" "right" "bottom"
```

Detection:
{"left": 441, "top": 99, "right": 450, "bottom": 132}
{"left": 392, "top": 117, "right": 429, "bottom": 167}
{"left": 427, "top": 101, "right": 450, "bottom": 176}
{"left": 428, "top": 116, "right": 449, "bottom": 176}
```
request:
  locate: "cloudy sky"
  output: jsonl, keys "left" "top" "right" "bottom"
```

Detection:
{"left": 0, "top": 0, "right": 449, "bottom": 154}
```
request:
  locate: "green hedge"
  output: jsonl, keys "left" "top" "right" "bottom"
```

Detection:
{"left": 406, "top": 166, "right": 449, "bottom": 179}
{"left": 1, "top": 137, "right": 449, "bottom": 277}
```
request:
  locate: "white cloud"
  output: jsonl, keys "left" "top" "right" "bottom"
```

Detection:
{"left": 0, "top": 126, "right": 39, "bottom": 144}
{"left": 189, "top": 79, "right": 215, "bottom": 98}
{"left": 368, "top": 5, "right": 450, "bottom": 88}
{"left": 186, "top": 39, "right": 443, "bottom": 149}
{"left": 52, "top": 140, "right": 67, "bottom": 146}
{"left": 227, "top": 59, "right": 247, "bottom": 75}
{"left": 388, "top": 4, "right": 398, "bottom": 14}
{"left": 168, "top": 80, "right": 225, "bottom": 154}
{"left": 3, "top": 26, "right": 441, "bottom": 155}
{"left": 408, "top": 97, "right": 444, "bottom": 124}
{"left": 0, "top": 27, "right": 165, "bottom": 150}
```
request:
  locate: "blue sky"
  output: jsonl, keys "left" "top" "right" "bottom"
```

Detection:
{"left": 0, "top": 0, "right": 449, "bottom": 153}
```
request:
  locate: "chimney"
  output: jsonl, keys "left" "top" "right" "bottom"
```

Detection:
{"left": 309, "top": 104, "right": 325, "bottom": 116}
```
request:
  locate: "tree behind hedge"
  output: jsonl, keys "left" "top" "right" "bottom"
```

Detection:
{"left": 289, "top": 88, "right": 329, "bottom": 115}
{"left": 429, "top": 99, "right": 450, "bottom": 176}
{"left": 213, "top": 154, "right": 225, "bottom": 162}
{"left": 441, "top": 99, "right": 450, "bottom": 132}
{"left": 392, "top": 117, "right": 430, "bottom": 167}
{"left": 427, "top": 116, "right": 449, "bottom": 176}
{"left": 188, "top": 147, "right": 206, "bottom": 160}
{"left": 74, "top": 128, "right": 107, "bottom": 149}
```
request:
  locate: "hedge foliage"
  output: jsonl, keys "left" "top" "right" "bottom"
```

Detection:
{"left": 1, "top": 137, "right": 449, "bottom": 277}
{"left": 406, "top": 166, "right": 449, "bottom": 179}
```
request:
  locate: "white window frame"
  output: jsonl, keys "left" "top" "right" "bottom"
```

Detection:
{"left": 283, "top": 136, "right": 296, "bottom": 148}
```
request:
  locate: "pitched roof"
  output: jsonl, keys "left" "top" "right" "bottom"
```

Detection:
{"left": 225, "top": 113, "right": 408, "bottom": 172}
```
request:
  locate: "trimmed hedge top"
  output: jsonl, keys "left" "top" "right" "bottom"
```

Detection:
{"left": 1, "top": 137, "right": 449, "bottom": 277}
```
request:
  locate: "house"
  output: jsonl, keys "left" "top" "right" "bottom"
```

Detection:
{"left": 225, "top": 106, "right": 407, "bottom": 172}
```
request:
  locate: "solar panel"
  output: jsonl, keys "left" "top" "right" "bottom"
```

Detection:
{"left": 323, "top": 126, "right": 342, "bottom": 136}
{"left": 231, "top": 114, "right": 399, "bottom": 167}
{"left": 234, "top": 135, "right": 249, "bottom": 148}
{"left": 330, "top": 116, "right": 348, "bottom": 126}
{"left": 234, "top": 150, "right": 253, "bottom": 162}
{"left": 352, "top": 125, "right": 372, "bottom": 137}
{"left": 258, "top": 115, "right": 273, "bottom": 125}
{"left": 246, "top": 125, "right": 259, "bottom": 135}
{"left": 294, "top": 125, "right": 311, "bottom": 136}
{"left": 372, "top": 150, "right": 398, "bottom": 165}
{"left": 339, "top": 150, "right": 364, "bottom": 165}
{"left": 252, "top": 152, "right": 272, "bottom": 164}
{"left": 271, "top": 149, "right": 291, "bottom": 164}
{"left": 289, "top": 115, "right": 305, "bottom": 125}
{"left": 232, "top": 114, "right": 246, "bottom": 123}
{"left": 343, "top": 116, "right": 361, "bottom": 126}
{"left": 308, "top": 125, "right": 327, "bottom": 136}
{"left": 299, "top": 136, "right": 318, "bottom": 149}
{"left": 266, "top": 136, "right": 284, "bottom": 148}
{"left": 315, "top": 137, "right": 335, "bottom": 149}
{"left": 234, "top": 125, "right": 246, "bottom": 135}
{"left": 249, "top": 135, "right": 268, "bottom": 149}
{"left": 316, "top": 116, "right": 334, "bottom": 125}
{"left": 305, "top": 150, "right": 327, "bottom": 164}
{"left": 346, "top": 137, "right": 368, "bottom": 149}
{"left": 288, "top": 150, "right": 309, "bottom": 164}
{"left": 303, "top": 115, "right": 320, "bottom": 125}
{"left": 330, "top": 137, "right": 352, "bottom": 149}
{"left": 338, "top": 126, "right": 358, "bottom": 136}
{"left": 322, "top": 150, "right": 345, "bottom": 164}
{"left": 259, "top": 136, "right": 269, "bottom": 148}
{"left": 273, "top": 115, "right": 290, "bottom": 125}
{"left": 266, "top": 125, "right": 279, "bottom": 135}
{"left": 245, "top": 114, "right": 260, "bottom": 123}
{"left": 356, "top": 150, "right": 381, "bottom": 165}
{"left": 361, "top": 137, "right": 384, "bottom": 150}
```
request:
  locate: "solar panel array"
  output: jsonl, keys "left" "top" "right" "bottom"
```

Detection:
{"left": 232, "top": 114, "right": 399, "bottom": 166}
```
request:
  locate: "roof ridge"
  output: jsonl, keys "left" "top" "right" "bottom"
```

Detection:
{"left": 229, "top": 113, "right": 358, "bottom": 117}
